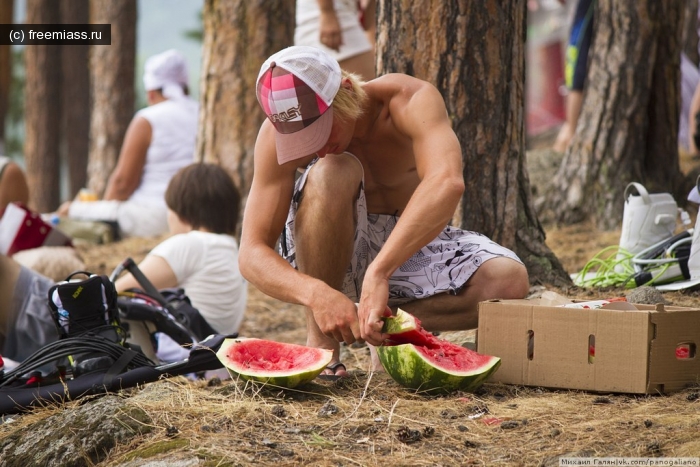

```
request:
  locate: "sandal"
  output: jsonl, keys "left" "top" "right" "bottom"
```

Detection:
{"left": 317, "top": 361, "right": 347, "bottom": 381}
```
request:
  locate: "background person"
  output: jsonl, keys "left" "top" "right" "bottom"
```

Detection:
{"left": 295, "top": 0, "right": 376, "bottom": 80}
{"left": 1, "top": 163, "right": 246, "bottom": 367}
{"left": 553, "top": 0, "right": 594, "bottom": 153}
{"left": 58, "top": 49, "right": 199, "bottom": 238}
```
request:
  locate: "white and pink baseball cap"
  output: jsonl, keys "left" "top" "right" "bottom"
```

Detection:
{"left": 256, "top": 46, "right": 342, "bottom": 165}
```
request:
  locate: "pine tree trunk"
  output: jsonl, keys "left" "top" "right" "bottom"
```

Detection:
{"left": 682, "top": 0, "right": 699, "bottom": 66}
{"left": 61, "top": 0, "right": 90, "bottom": 198}
{"left": 24, "top": 0, "right": 61, "bottom": 212}
{"left": 0, "top": 0, "right": 12, "bottom": 149}
{"left": 88, "top": 0, "right": 136, "bottom": 197}
{"left": 545, "top": 1, "right": 686, "bottom": 230}
{"left": 376, "top": 0, "right": 570, "bottom": 286}
{"left": 197, "top": 0, "right": 295, "bottom": 232}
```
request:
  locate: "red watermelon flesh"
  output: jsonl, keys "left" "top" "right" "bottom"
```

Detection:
{"left": 227, "top": 339, "right": 329, "bottom": 371}
{"left": 383, "top": 311, "right": 495, "bottom": 371}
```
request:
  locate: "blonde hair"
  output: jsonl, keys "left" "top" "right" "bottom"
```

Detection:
{"left": 332, "top": 70, "right": 367, "bottom": 123}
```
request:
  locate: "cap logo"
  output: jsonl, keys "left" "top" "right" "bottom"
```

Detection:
{"left": 269, "top": 103, "right": 302, "bottom": 123}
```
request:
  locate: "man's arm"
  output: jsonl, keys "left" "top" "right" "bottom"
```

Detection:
{"left": 359, "top": 78, "right": 465, "bottom": 344}
{"left": 239, "top": 122, "right": 362, "bottom": 344}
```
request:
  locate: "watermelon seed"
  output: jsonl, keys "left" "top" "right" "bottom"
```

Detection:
{"left": 644, "top": 420, "right": 653, "bottom": 428}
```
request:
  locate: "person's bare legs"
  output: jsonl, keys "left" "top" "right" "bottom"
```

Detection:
{"left": 369, "top": 257, "right": 529, "bottom": 370}
{"left": 0, "top": 254, "right": 22, "bottom": 340}
{"left": 293, "top": 154, "right": 363, "bottom": 376}
{"left": 339, "top": 51, "right": 375, "bottom": 81}
{"left": 553, "top": 90, "right": 584, "bottom": 153}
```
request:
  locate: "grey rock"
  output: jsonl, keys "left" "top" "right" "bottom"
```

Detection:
{"left": 627, "top": 286, "right": 670, "bottom": 305}
{"left": 0, "top": 396, "right": 152, "bottom": 467}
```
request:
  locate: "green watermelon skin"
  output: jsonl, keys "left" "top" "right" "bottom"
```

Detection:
{"left": 216, "top": 338, "right": 333, "bottom": 389}
{"left": 377, "top": 309, "right": 501, "bottom": 393}
{"left": 377, "top": 343, "right": 501, "bottom": 393}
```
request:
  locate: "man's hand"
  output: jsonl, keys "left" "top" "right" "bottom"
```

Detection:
{"left": 319, "top": 10, "right": 343, "bottom": 51}
{"left": 310, "top": 288, "right": 362, "bottom": 345}
{"left": 358, "top": 273, "right": 392, "bottom": 346}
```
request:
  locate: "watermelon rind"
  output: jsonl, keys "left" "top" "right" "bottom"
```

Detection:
{"left": 216, "top": 337, "right": 333, "bottom": 389}
{"left": 378, "top": 309, "right": 501, "bottom": 393}
{"left": 382, "top": 308, "right": 418, "bottom": 334}
{"left": 377, "top": 343, "right": 501, "bottom": 393}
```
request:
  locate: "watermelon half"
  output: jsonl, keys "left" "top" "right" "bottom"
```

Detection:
{"left": 377, "top": 309, "right": 501, "bottom": 393}
{"left": 216, "top": 338, "right": 333, "bottom": 388}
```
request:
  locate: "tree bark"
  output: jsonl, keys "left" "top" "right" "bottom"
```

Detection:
{"left": 682, "top": 0, "right": 699, "bottom": 66}
{"left": 0, "top": 0, "right": 12, "bottom": 149}
{"left": 24, "top": 0, "right": 61, "bottom": 212}
{"left": 544, "top": 1, "right": 686, "bottom": 230}
{"left": 376, "top": 0, "right": 570, "bottom": 286}
{"left": 197, "top": 0, "right": 295, "bottom": 233}
{"left": 88, "top": 0, "right": 136, "bottom": 197}
{"left": 61, "top": 0, "right": 90, "bottom": 198}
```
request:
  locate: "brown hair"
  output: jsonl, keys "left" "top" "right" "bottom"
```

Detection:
{"left": 165, "top": 163, "right": 240, "bottom": 235}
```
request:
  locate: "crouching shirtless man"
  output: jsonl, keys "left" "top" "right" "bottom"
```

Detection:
{"left": 239, "top": 46, "right": 529, "bottom": 377}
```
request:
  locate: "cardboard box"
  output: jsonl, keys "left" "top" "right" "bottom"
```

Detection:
{"left": 477, "top": 299, "right": 700, "bottom": 394}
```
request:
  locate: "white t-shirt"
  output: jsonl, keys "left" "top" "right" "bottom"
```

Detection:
{"left": 149, "top": 230, "right": 247, "bottom": 334}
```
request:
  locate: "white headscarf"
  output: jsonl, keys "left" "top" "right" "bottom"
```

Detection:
{"left": 143, "top": 49, "right": 189, "bottom": 100}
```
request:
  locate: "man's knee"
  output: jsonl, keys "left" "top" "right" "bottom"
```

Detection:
{"left": 473, "top": 257, "right": 529, "bottom": 300}
{"left": 303, "top": 154, "right": 363, "bottom": 203}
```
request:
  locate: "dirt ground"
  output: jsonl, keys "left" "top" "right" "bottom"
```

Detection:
{"left": 3, "top": 146, "right": 700, "bottom": 466}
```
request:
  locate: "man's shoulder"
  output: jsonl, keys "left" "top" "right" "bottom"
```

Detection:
{"left": 367, "top": 74, "right": 436, "bottom": 100}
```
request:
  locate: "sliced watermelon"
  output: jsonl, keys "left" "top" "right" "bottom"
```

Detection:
{"left": 216, "top": 338, "right": 333, "bottom": 388}
{"left": 377, "top": 309, "right": 501, "bottom": 393}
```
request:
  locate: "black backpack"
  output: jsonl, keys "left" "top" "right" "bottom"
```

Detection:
{"left": 47, "top": 271, "right": 124, "bottom": 343}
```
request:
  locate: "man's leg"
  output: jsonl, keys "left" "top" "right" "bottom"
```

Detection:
{"left": 400, "top": 257, "right": 529, "bottom": 331}
{"left": 553, "top": 90, "right": 583, "bottom": 153}
{"left": 293, "top": 154, "right": 363, "bottom": 375}
{"left": 368, "top": 257, "right": 528, "bottom": 371}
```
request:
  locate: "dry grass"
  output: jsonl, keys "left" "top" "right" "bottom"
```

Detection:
{"left": 3, "top": 182, "right": 700, "bottom": 465}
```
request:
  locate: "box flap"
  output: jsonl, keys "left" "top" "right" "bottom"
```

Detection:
{"left": 648, "top": 310, "right": 700, "bottom": 393}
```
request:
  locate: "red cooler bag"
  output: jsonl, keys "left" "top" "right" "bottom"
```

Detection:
{"left": 0, "top": 203, "right": 72, "bottom": 256}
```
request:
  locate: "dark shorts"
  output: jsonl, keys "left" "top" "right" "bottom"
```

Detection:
{"left": 279, "top": 154, "right": 523, "bottom": 306}
{"left": 565, "top": 0, "right": 595, "bottom": 91}
{"left": 2, "top": 267, "right": 57, "bottom": 363}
